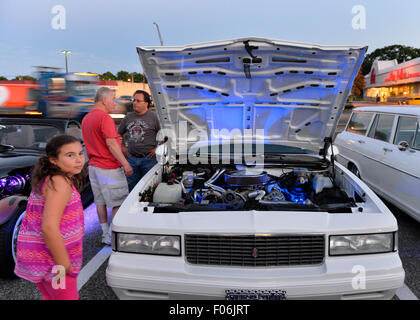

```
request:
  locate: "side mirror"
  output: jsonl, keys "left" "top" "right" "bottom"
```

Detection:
{"left": 397, "top": 141, "right": 409, "bottom": 151}
{"left": 155, "top": 144, "right": 169, "bottom": 165}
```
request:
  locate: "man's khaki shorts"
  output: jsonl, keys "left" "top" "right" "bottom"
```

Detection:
{"left": 88, "top": 165, "right": 129, "bottom": 208}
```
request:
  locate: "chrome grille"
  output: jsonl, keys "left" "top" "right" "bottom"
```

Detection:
{"left": 185, "top": 234, "right": 325, "bottom": 267}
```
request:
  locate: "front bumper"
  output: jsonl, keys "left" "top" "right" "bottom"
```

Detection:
{"left": 106, "top": 251, "right": 404, "bottom": 300}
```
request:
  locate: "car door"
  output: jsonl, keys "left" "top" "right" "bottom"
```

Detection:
{"left": 335, "top": 111, "right": 375, "bottom": 179}
{"left": 362, "top": 113, "right": 397, "bottom": 194}
{"left": 380, "top": 115, "right": 420, "bottom": 220}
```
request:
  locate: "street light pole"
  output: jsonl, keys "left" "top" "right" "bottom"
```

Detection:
{"left": 60, "top": 50, "right": 71, "bottom": 73}
{"left": 153, "top": 22, "right": 164, "bottom": 46}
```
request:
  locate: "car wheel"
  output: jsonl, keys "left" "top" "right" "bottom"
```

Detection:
{"left": 0, "top": 204, "right": 26, "bottom": 279}
{"left": 350, "top": 164, "right": 361, "bottom": 179}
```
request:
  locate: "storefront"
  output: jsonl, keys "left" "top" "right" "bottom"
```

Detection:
{"left": 98, "top": 79, "right": 150, "bottom": 97}
{"left": 364, "top": 57, "right": 420, "bottom": 103}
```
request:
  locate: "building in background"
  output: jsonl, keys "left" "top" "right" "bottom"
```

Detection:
{"left": 364, "top": 57, "right": 420, "bottom": 104}
{"left": 98, "top": 80, "right": 150, "bottom": 98}
{"left": 99, "top": 80, "right": 151, "bottom": 121}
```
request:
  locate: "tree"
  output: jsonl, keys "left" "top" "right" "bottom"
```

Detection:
{"left": 11, "top": 75, "right": 36, "bottom": 81}
{"left": 362, "top": 44, "right": 420, "bottom": 75}
{"left": 108, "top": 70, "right": 148, "bottom": 83}
{"left": 0, "top": 76, "right": 7, "bottom": 81}
{"left": 351, "top": 67, "right": 365, "bottom": 96}
{"left": 132, "top": 72, "right": 148, "bottom": 83}
{"left": 116, "top": 70, "right": 130, "bottom": 81}
{"left": 132, "top": 72, "right": 142, "bottom": 83}
{"left": 100, "top": 71, "right": 117, "bottom": 80}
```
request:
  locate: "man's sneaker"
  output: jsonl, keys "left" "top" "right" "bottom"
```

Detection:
{"left": 102, "top": 233, "right": 112, "bottom": 245}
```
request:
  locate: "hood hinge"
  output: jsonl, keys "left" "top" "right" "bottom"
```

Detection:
{"left": 323, "top": 136, "right": 336, "bottom": 180}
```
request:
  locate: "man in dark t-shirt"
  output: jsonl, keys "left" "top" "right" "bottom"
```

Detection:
{"left": 118, "top": 90, "right": 161, "bottom": 191}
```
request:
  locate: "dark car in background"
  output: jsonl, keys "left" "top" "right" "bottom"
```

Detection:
{"left": 0, "top": 116, "right": 92, "bottom": 278}
{"left": 117, "top": 95, "right": 132, "bottom": 104}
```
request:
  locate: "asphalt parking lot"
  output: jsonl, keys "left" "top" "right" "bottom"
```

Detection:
{"left": 0, "top": 203, "right": 118, "bottom": 300}
{"left": 390, "top": 201, "right": 420, "bottom": 299}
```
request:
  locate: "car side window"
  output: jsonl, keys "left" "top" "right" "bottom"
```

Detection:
{"left": 393, "top": 116, "right": 418, "bottom": 147}
{"left": 346, "top": 112, "right": 373, "bottom": 135}
{"left": 66, "top": 122, "right": 83, "bottom": 141}
{"left": 367, "top": 114, "right": 395, "bottom": 142}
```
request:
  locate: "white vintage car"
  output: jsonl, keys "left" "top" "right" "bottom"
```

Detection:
{"left": 106, "top": 37, "right": 404, "bottom": 300}
{"left": 335, "top": 106, "right": 420, "bottom": 222}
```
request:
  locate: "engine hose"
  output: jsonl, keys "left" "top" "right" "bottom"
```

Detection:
{"left": 204, "top": 168, "right": 226, "bottom": 194}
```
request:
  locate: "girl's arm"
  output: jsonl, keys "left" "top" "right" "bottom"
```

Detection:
{"left": 41, "top": 175, "right": 73, "bottom": 273}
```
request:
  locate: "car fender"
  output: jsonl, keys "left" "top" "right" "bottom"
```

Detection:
{"left": 335, "top": 143, "right": 363, "bottom": 178}
{"left": 344, "top": 156, "right": 363, "bottom": 178}
{"left": 0, "top": 196, "right": 28, "bottom": 226}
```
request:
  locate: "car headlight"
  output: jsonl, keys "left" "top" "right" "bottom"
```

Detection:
{"left": 0, "top": 174, "right": 29, "bottom": 199}
{"left": 114, "top": 233, "right": 181, "bottom": 256}
{"left": 329, "top": 232, "right": 396, "bottom": 256}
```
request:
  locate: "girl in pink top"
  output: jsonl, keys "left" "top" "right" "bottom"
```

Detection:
{"left": 14, "top": 135, "right": 86, "bottom": 300}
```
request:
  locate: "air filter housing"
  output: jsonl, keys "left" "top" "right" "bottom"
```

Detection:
{"left": 224, "top": 170, "right": 268, "bottom": 186}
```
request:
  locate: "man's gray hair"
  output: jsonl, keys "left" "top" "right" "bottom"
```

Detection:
{"left": 94, "top": 87, "right": 114, "bottom": 103}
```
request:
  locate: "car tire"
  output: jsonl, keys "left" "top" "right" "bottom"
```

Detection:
{"left": 0, "top": 204, "right": 26, "bottom": 279}
{"left": 349, "top": 163, "right": 361, "bottom": 179}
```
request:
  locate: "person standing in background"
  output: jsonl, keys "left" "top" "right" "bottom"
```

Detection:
{"left": 82, "top": 87, "right": 133, "bottom": 245}
{"left": 118, "top": 90, "right": 160, "bottom": 191}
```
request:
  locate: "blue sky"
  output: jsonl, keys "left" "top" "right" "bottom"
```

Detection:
{"left": 1, "top": 0, "right": 420, "bottom": 79}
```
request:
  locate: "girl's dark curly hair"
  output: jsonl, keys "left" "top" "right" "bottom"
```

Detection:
{"left": 31, "top": 135, "right": 86, "bottom": 195}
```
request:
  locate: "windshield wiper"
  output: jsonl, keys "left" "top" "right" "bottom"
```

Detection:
{"left": 262, "top": 153, "right": 321, "bottom": 162}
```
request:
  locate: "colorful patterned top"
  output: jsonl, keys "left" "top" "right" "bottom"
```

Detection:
{"left": 14, "top": 176, "right": 84, "bottom": 283}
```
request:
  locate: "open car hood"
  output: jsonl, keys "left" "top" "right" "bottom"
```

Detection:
{"left": 137, "top": 37, "right": 367, "bottom": 154}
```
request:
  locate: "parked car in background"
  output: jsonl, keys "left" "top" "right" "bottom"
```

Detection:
{"left": 116, "top": 95, "right": 133, "bottom": 111}
{"left": 114, "top": 95, "right": 134, "bottom": 120}
{"left": 0, "top": 116, "right": 92, "bottom": 279}
{"left": 118, "top": 95, "right": 133, "bottom": 104}
{"left": 335, "top": 106, "right": 420, "bottom": 222}
{"left": 106, "top": 37, "right": 404, "bottom": 300}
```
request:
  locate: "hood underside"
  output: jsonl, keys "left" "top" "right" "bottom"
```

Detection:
{"left": 137, "top": 37, "right": 367, "bottom": 154}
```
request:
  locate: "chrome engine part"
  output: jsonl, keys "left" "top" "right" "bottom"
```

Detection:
{"left": 224, "top": 169, "right": 269, "bottom": 186}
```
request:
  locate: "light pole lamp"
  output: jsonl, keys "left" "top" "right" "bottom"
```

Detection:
{"left": 153, "top": 22, "right": 164, "bottom": 46}
{"left": 60, "top": 50, "right": 71, "bottom": 73}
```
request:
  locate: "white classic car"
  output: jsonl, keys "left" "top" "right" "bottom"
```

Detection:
{"left": 106, "top": 37, "right": 404, "bottom": 300}
{"left": 335, "top": 106, "right": 420, "bottom": 222}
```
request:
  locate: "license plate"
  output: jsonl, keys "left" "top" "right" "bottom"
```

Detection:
{"left": 225, "top": 289, "right": 287, "bottom": 300}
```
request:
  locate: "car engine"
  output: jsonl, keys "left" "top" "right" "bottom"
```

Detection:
{"left": 140, "top": 165, "right": 356, "bottom": 212}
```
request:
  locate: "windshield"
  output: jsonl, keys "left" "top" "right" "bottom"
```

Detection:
{"left": 67, "top": 81, "right": 98, "bottom": 96}
{"left": 185, "top": 142, "right": 316, "bottom": 155}
{"left": 0, "top": 124, "right": 61, "bottom": 150}
{"left": 174, "top": 142, "right": 320, "bottom": 166}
